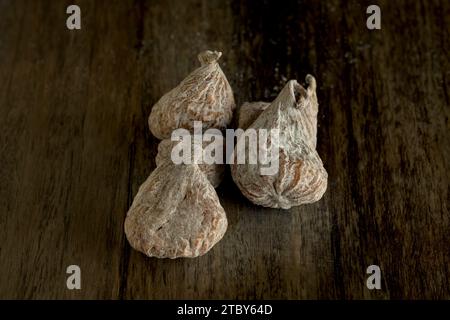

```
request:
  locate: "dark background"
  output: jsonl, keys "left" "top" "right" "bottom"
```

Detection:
{"left": 0, "top": 0, "right": 448, "bottom": 299}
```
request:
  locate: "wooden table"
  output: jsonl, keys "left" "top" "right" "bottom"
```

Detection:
{"left": 0, "top": 0, "right": 448, "bottom": 299}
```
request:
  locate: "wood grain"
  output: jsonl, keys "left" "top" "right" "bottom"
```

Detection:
{"left": 0, "top": 0, "right": 448, "bottom": 299}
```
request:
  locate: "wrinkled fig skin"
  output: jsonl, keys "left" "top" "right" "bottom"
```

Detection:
{"left": 238, "top": 101, "right": 270, "bottom": 130}
{"left": 155, "top": 133, "right": 225, "bottom": 188}
{"left": 231, "top": 76, "right": 327, "bottom": 209}
{"left": 148, "top": 50, "right": 235, "bottom": 140}
{"left": 124, "top": 162, "right": 228, "bottom": 258}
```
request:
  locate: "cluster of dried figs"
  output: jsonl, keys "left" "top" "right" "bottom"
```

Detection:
{"left": 124, "top": 50, "right": 327, "bottom": 259}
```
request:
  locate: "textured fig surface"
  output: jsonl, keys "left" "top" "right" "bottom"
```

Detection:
{"left": 155, "top": 132, "right": 225, "bottom": 188}
{"left": 125, "top": 162, "right": 227, "bottom": 258}
{"left": 148, "top": 50, "right": 235, "bottom": 139}
{"left": 238, "top": 101, "right": 270, "bottom": 130}
{"left": 231, "top": 77, "right": 327, "bottom": 209}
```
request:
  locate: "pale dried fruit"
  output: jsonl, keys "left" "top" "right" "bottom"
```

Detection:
{"left": 231, "top": 76, "right": 327, "bottom": 209}
{"left": 238, "top": 101, "right": 269, "bottom": 130}
{"left": 148, "top": 50, "right": 235, "bottom": 140}
{"left": 155, "top": 132, "right": 225, "bottom": 188}
{"left": 124, "top": 162, "right": 228, "bottom": 258}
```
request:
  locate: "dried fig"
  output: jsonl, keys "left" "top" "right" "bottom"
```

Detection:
{"left": 238, "top": 101, "right": 270, "bottom": 130}
{"left": 230, "top": 76, "right": 327, "bottom": 209}
{"left": 155, "top": 131, "right": 225, "bottom": 188}
{"left": 124, "top": 162, "right": 228, "bottom": 258}
{"left": 148, "top": 50, "right": 235, "bottom": 140}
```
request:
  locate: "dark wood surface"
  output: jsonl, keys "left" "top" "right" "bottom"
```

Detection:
{"left": 0, "top": 0, "right": 448, "bottom": 299}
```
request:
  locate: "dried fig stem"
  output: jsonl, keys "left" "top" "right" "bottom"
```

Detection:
{"left": 198, "top": 50, "right": 222, "bottom": 65}
{"left": 287, "top": 76, "right": 319, "bottom": 148}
